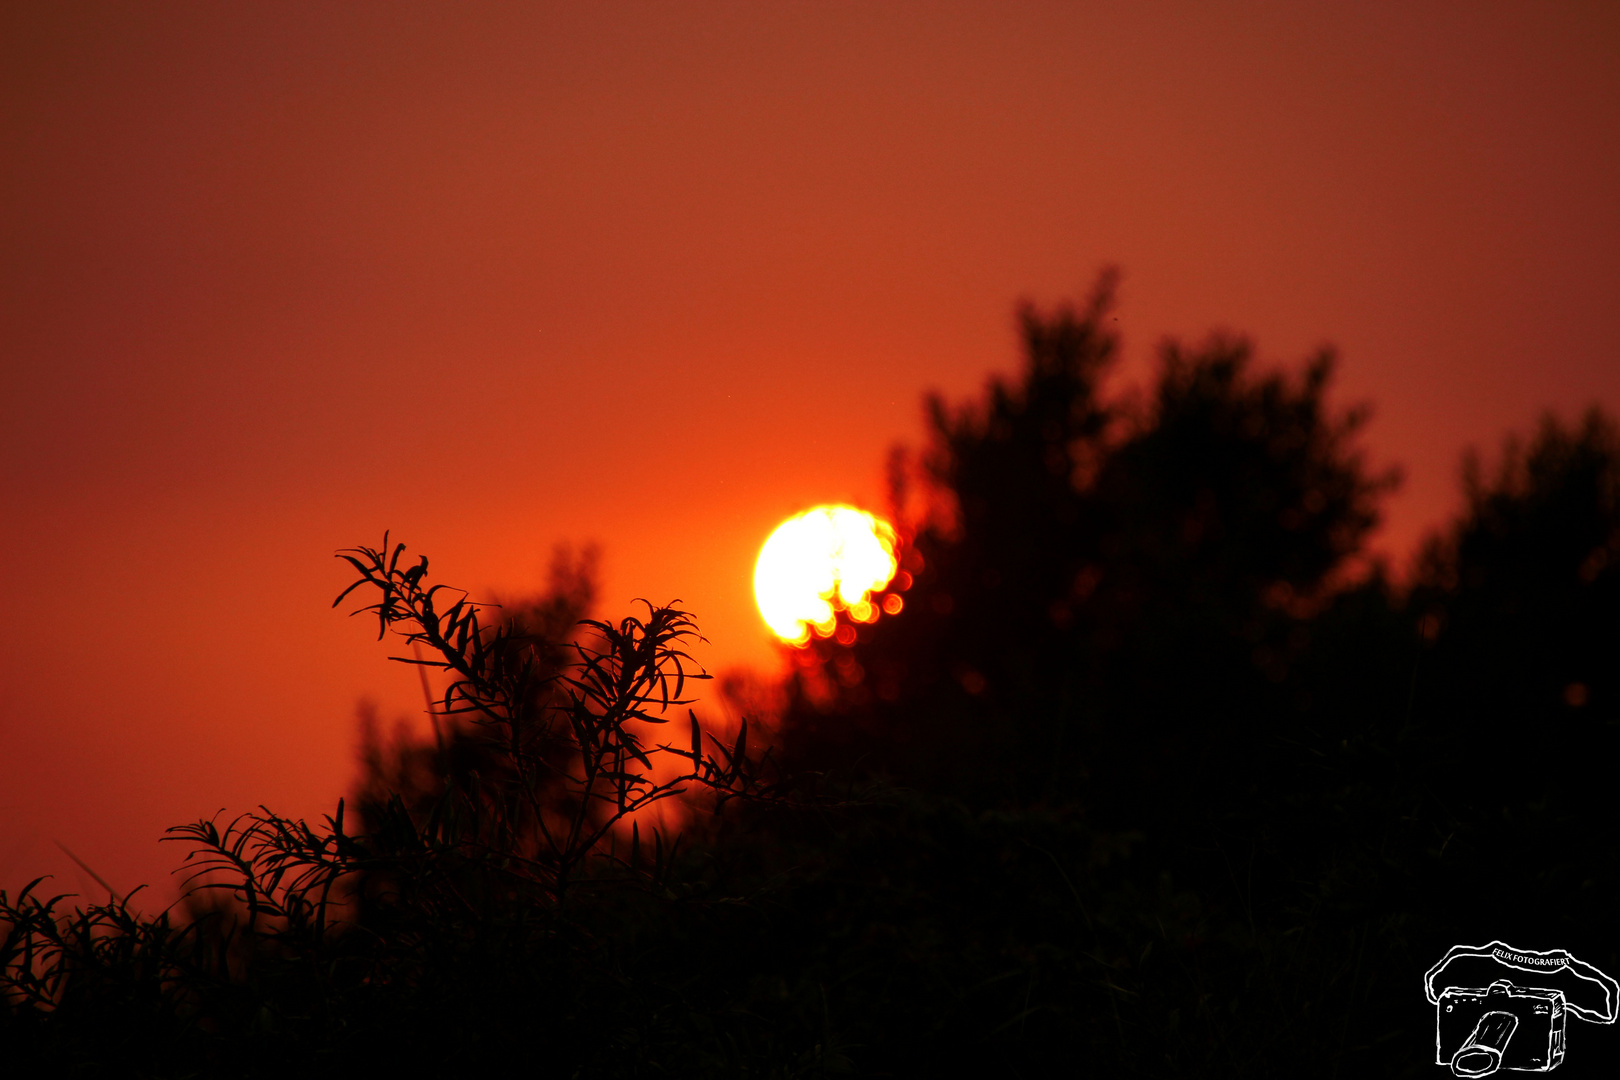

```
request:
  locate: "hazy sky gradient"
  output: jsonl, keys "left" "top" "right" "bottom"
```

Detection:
{"left": 4, "top": 1, "right": 1617, "bottom": 904}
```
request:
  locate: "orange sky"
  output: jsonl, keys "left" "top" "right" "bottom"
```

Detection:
{"left": 4, "top": 2, "right": 1618, "bottom": 909}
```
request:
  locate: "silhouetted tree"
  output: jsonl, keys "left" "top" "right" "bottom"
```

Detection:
{"left": 1412, "top": 409, "right": 1619, "bottom": 748}
{"left": 1399, "top": 411, "right": 1620, "bottom": 934}
{"left": 782, "top": 272, "right": 1398, "bottom": 824}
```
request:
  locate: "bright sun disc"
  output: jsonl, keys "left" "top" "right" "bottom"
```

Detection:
{"left": 754, "top": 505, "right": 898, "bottom": 644}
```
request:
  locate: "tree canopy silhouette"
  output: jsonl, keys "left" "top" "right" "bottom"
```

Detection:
{"left": 781, "top": 271, "right": 1399, "bottom": 822}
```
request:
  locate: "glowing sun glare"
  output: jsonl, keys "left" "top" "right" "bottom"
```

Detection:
{"left": 754, "top": 505, "right": 898, "bottom": 644}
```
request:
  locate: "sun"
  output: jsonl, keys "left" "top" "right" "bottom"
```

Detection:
{"left": 754, "top": 505, "right": 899, "bottom": 644}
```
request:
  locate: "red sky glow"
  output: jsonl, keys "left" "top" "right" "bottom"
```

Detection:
{"left": 4, "top": 2, "right": 1617, "bottom": 907}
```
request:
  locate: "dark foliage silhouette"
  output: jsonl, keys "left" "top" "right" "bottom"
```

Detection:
{"left": 1402, "top": 411, "right": 1620, "bottom": 942}
{"left": 781, "top": 271, "right": 1398, "bottom": 821}
{"left": 354, "top": 543, "right": 600, "bottom": 844}
{"left": 2, "top": 537, "right": 777, "bottom": 1073}
{"left": 1412, "top": 409, "right": 1619, "bottom": 754}
{"left": 768, "top": 274, "right": 1619, "bottom": 1075}
{"left": 6, "top": 283, "right": 1619, "bottom": 1077}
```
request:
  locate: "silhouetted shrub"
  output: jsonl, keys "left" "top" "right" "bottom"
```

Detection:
{"left": 2, "top": 536, "right": 777, "bottom": 1074}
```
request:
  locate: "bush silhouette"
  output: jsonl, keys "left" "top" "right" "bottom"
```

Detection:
{"left": 352, "top": 542, "right": 599, "bottom": 846}
{"left": 2, "top": 536, "right": 775, "bottom": 1072}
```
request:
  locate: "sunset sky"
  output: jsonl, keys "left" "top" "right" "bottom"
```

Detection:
{"left": 4, "top": 2, "right": 1617, "bottom": 907}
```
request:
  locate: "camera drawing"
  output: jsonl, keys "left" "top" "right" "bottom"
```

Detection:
{"left": 1425, "top": 942, "right": 1618, "bottom": 1076}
